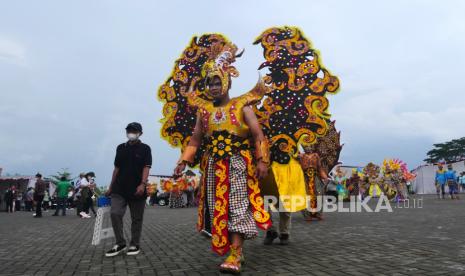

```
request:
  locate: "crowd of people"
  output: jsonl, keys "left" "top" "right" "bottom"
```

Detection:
{"left": 326, "top": 159, "right": 416, "bottom": 204}
{"left": 2, "top": 172, "right": 99, "bottom": 218}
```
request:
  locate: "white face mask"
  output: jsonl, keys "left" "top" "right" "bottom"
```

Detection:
{"left": 127, "top": 133, "right": 140, "bottom": 141}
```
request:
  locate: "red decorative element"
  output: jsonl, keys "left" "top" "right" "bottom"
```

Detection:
{"left": 212, "top": 159, "right": 230, "bottom": 256}
{"left": 196, "top": 174, "right": 206, "bottom": 232}
{"left": 229, "top": 102, "right": 240, "bottom": 126}
{"left": 242, "top": 154, "right": 272, "bottom": 231}
{"left": 201, "top": 109, "right": 210, "bottom": 132}
{"left": 215, "top": 110, "right": 224, "bottom": 122}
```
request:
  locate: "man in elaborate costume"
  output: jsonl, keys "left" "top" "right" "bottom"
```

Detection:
{"left": 347, "top": 168, "right": 362, "bottom": 200}
{"left": 381, "top": 159, "right": 411, "bottom": 202}
{"left": 160, "top": 35, "right": 271, "bottom": 273}
{"left": 158, "top": 26, "right": 341, "bottom": 271}
{"left": 363, "top": 162, "right": 383, "bottom": 198}
{"left": 298, "top": 148, "right": 329, "bottom": 221}
{"left": 333, "top": 166, "right": 349, "bottom": 201}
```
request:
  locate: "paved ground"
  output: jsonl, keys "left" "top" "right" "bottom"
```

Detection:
{"left": 0, "top": 195, "right": 464, "bottom": 276}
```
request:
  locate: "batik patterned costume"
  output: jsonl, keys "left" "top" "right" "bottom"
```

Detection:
{"left": 191, "top": 93, "right": 273, "bottom": 253}
{"left": 158, "top": 34, "right": 271, "bottom": 256}
{"left": 158, "top": 27, "right": 342, "bottom": 256}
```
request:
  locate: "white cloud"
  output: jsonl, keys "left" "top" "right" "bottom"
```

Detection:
{"left": 0, "top": 36, "right": 26, "bottom": 66}
{"left": 1, "top": 0, "right": 465, "bottom": 183}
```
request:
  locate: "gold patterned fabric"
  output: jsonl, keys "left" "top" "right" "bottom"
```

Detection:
{"left": 253, "top": 26, "right": 340, "bottom": 164}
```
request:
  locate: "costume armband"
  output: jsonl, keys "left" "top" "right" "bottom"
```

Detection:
{"left": 255, "top": 139, "right": 270, "bottom": 165}
{"left": 177, "top": 145, "right": 198, "bottom": 165}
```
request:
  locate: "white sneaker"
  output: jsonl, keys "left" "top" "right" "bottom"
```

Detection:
{"left": 126, "top": 246, "right": 140, "bottom": 256}
{"left": 80, "top": 212, "right": 91, "bottom": 218}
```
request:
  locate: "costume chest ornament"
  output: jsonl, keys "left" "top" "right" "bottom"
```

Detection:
{"left": 212, "top": 108, "right": 227, "bottom": 124}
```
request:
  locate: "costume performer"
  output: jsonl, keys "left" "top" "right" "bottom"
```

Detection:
{"left": 381, "top": 159, "right": 411, "bottom": 202}
{"left": 347, "top": 168, "right": 362, "bottom": 200}
{"left": 159, "top": 34, "right": 272, "bottom": 273}
{"left": 298, "top": 148, "right": 328, "bottom": 221}
{"left": 363, "top": 163, "right": 383, "bottom": 198}
{"left": 333, "top": 167, "right": 349, "bottom": 201}
{"left": 163, "top": 178, "right": 185, "bottom": 208}
{"left": 297, "top": 123, "right": 341, "bottom": 221}
{"left": 251, "top": 27, "right": 341, "bottom": 245}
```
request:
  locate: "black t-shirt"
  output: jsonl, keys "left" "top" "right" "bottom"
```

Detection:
{"left": 113, "top": 141, "right": 152, "bottom": 199}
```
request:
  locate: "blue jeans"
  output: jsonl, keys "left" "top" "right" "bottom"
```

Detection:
{"left": 54, "top": 197, "right": 67, "bottom": 215}
{"left": 449, "top": 183, "right": 458, "bottom": 195}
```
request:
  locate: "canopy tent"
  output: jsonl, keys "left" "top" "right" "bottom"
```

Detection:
{"left": 412, "top": 160, "right": 465, "bottom": 194}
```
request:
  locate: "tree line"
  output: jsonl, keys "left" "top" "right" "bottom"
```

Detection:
{"left": 424, "top": 137, "right": 465, "bottom": 163}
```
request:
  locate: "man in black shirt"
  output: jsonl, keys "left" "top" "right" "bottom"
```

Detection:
{"left": 34, "top": 173, "right": 46, "bottom": 218}
{"left": 105, "top": 122, "right": 152, "bottom": 257}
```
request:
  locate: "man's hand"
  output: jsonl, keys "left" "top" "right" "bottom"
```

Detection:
{"left": 134, "top": 184, "right": 145, "bottom": 197}
{"left": 174, "top": 162, "right": 186, "bottom": 179}
{"left": 105, "top": 188, "right": 112, "bottom": 197}
{"left": 255, "top": 160, "right": 269, "bottom": 180}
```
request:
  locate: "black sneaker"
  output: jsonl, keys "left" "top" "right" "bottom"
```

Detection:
{"left": 105, "top": 245, "right": 126, "bottom": 257}
{"left": 279, "top": 233, "right": 289, "bottom": 245}
{"left": 126, "top": 246, "right": 140, "bottom": 256}
{"left": 263, "top": 230, "right": 278, "bottom": 245}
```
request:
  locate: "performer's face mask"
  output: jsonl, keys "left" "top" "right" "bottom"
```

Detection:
{"left": 127, "top": 132, "right": 140, "bottom": 141}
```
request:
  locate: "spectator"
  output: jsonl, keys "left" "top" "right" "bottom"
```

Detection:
{"left": 105, "top": 122, "right": 152, "bottom": 257}
{"left": 459, "top": 172, "right": 465, "bottom": 193}
{"left": 445, "top": 165, "right": 459, "bottom": 199}
{"left": 15, "top": 189, "right": 22, "bottom": 211}
{"left": 43, "top": 190, "right": 50, "bottom": 212}
{"left": 34, "top": 173, "right": 47, "bottom": 218}
{"left": 67, "top": 189, "right": 74, "bottom": 210}
{"left": 87, "top": 176, "right": 97, "bottom": 217}
{"left": 435, "top": 164, "right": 447, "bottom": 199}
{"left": 53, "top": 176, "right": 72, "bottom": 216}
{"left": 4, "top": 186, "right": 14, "bottom": 213}
{"left": 74, "top": 174, "right": 84, "bottom": 216}
{"left": 25, "top": 187, "right": 34, "bottom": 211}
{"left": 78, "top": 173, "right": 91, "bottom": 218}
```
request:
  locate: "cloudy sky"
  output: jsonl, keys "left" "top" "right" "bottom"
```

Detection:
{"left": 1, "top": 0, "right": 464, "bottom": 184}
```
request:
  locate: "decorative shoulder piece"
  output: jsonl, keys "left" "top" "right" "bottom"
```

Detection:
{"left": 187, "top": 90, "right": 211, "bottom": 110}
{"left": 237, "top": 75, "right": 271, "bottom": 106}
{"left": 255, "top": 139, "right": 270, "bottom": 165}
{"left": 177, "top": 145, "right": 198, "bottom": 165}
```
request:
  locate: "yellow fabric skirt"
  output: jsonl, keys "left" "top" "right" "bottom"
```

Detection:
{"left": 260, "top": 158, "right": 307, "bottom": 212}
{"left": 369, "top": 183, "right": 383, "bottom": 197}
